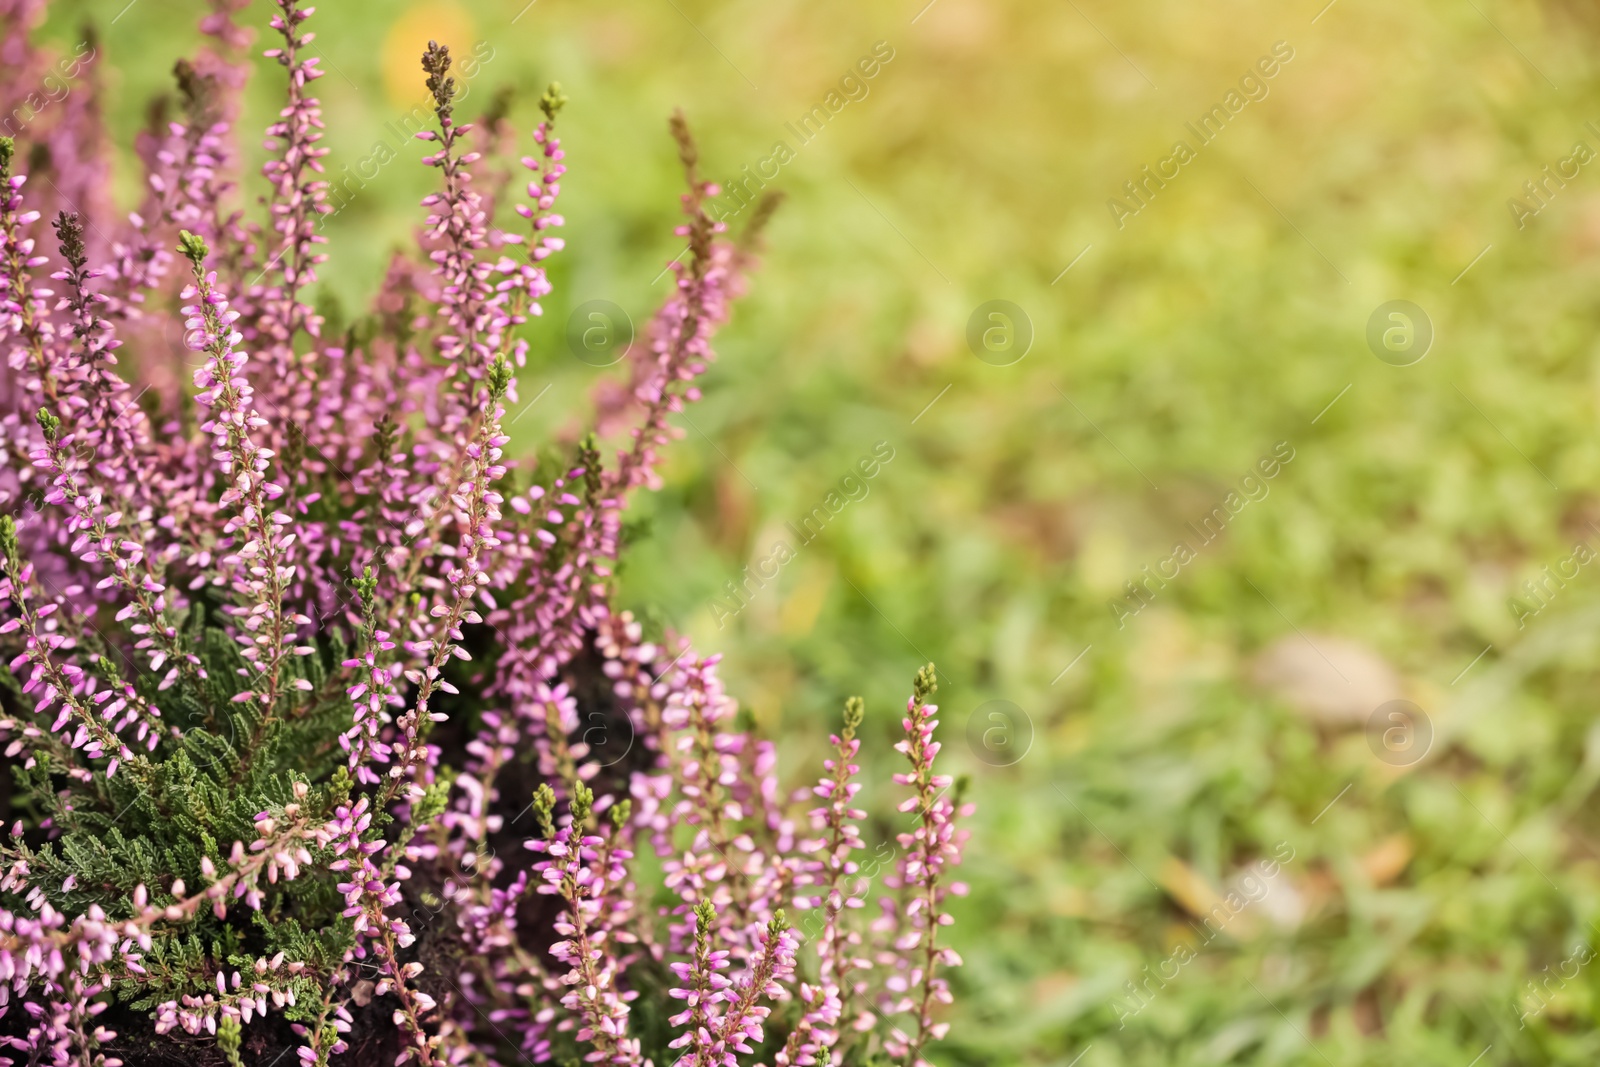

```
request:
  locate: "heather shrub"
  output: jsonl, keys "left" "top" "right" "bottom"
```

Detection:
{"left": 0, "top": 2, "right": 970, "bottom": 1065}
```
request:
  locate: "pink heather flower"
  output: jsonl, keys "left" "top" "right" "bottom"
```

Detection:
{"left": 877, "top": 666, "right": 969, "bottom": 1067}
{"left": 253, "top": 0, "right": 329, "bottom": 427}
{"left": 670, "top": 900, "right": 798, "bottom": 1067}
{"left": 0, "top": 7, "right": 969, "bottom": 1064}
{"left": 527, "top": 783, "right": 644, "bottom": 1065}
{"left": 339, "top": 607, "right": 402, "bottom": 784}
{"left": 180, "top": 231, "right": 302, "bottom": 718}
{"left": 779, "top": 698, "right": 869, "bottom": 1065}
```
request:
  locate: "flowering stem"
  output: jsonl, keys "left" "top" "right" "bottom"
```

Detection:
{"left": 259, "top": 0, "right": 328, "bottom": 359}
{"left": 0, "top": 516, "right": 141, "bottom": 779}
{"left": 380, "top": 357, "right": 511, "bottom": 806}
{"left": 546, "top": 787, "right": 639, "bottom": 1064}
{"left": 370, "top": 909, "right": 437, "bottom": 1066}
{"left": 32, "top": 413, "right": 192, "bottom": 690}
{"left": 608, "top": 116, "right": 717, "bottom": 499}
{"left": 891, "top": 665, "right": 959, "bottom": 1067}
{"left": 712, "top": 911, "right": 794, "bottom": 1052}
{"left": 180, "top": 231, "right": 298, "bottom": 740}
{"left": 674, "top": 898, "right": 718, "bottom": 1066}
{"left": 0, "top": 140, "right": 59, "bottom": 406}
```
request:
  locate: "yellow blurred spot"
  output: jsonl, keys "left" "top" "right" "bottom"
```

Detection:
{"left": 1045, "top": 882, "right": 1090, "bottom": 919}
{"left": 746, "top": 667, "right": 790, "bottom": 733}
{"left": 1160, "top": 856, "right": 1222, "bottom": 921}
{"left": 1077, "top": 524, "right": 1127, "bottom": 598}
{"left": 1361, "top": 833, "right": 1412, "bottom": 887}
{"left": 1159, "top": 856, "right": 1261, "bottom": 941}
{"left": 381, "top": 2, "right": 477, "bottom": 110}
{"left": 779, "top": 562, "right": 832, "bottom": 637}
{"left": 1049, "top": 711, "right": 1090, "bottom": 755}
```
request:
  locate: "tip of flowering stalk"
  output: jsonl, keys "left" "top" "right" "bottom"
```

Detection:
{"left": 352, "top": 565, "right": 378, "bottom": 603}
{"left": 668, "top": 110, "right": 699, "bottom": 179}
{"left": 694, "top": 897, "right": 716, "bottom": 934}
{"left": 913, "top": 663, "right": 938, "bottom": 704}
{"left": 539, "top": 81, "right": 568, "bottom": 124}
{"left": 842, "top": 696, "right": 864, "bottom": 741}
{"left": 52, "top": 212, "right": 86, "bottom": 269}
{"left": 421, "top": 40, "right": 455, "bottom": 117}
{"left": 0, "top": 515, "right": 17, "bottom": 569}
{"left": 34, "top": 408, "right": 60, "bottom": 444}
{"left": 0, "top": 137, "right": 11, "bottom": 177}
{"left": 177, "top": 230, "right": 209, "bottom": 267}
{"left": 532, "top": 783, "right": 556, "bottom": 839}
{"left": 570, "top": 780, "right": 594, "bottom": 824}
{"left": 486, "top": 355, "right": 514, "bottom": 406}
{"left": 744, "top": 189, "right": 787, "bottom": 245}
{"left": 610, "top": 798, "right": 632, "bottom": 830}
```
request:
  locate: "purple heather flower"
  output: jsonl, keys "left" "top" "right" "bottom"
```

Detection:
{"left": 0, "top": 6, "right": 967, "bottom": 1064}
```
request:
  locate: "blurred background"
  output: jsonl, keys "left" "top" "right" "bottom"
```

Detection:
{"left": 34, "top": 0, "right": 1600, "bottom": 1062}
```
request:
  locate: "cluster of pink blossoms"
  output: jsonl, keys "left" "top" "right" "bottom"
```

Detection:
{"left": 0, "top": 2, "right": 971, "bottom": 1066}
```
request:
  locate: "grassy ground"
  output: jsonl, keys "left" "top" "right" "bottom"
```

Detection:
{"left": 39, "top": 0, "right": 1600, "bottom": 1062}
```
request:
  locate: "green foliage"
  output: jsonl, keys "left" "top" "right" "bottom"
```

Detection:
{"left": 539, "top": 81, "right": 568, "bottom": 125}
{"left": 177, "top": 228, "right": 209, "bottom": 267}
{"left": 569, "top": 779, "right": 593, "bottom": 825}
{"left": 34, "top": 407, "right": 59, "bottom": 444}
{"left": 216, "top": 1014, "right": 242, "bottom": 1067}
{"left": 1, "top": 611, "right": 360, "bottom": 1020}
{"left": 532, "top": 781, "right": 557, "bottom": 841}
{"left": 842, "top": 696, "right": 864, "bottom": 741}
{"left": 487, "top": 354, "right": 514, "bottom": 404}
{"left": 0, "top": 514, "right": 17, "bottom": 570}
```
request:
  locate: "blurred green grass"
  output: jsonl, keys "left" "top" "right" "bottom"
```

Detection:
{"left": 38, "top": 0, "right": 1600, "bottom": 1062}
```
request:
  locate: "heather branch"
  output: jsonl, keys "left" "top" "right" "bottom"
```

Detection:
{"left": 711, "top": 912, "right": 797, "bottom": 1060}
{"left": 537, "top": 783, "right": 642, "bottom": 1065}
{"left": 666, "top": 898, "right": 726, "bottom": 1067}
{"left": 180, "top": 230, "right": 304, "bottom": 731}
{"left": 0, "top": 139, "right": 61, "bottom": 407}
{"left": 325, "top": 796, "right": 439, "bottom": 1066}
{"left": 418, "top": 40, "right": 496, "bottom": 396}
{"left": 262, "top": 0, "right": 325, "bottom": 291}
{"left": 258, "top": 0, "right": 329, "bottom": 365}
{"left": 886, "top": 665, "right": 962, "bottom": 1067}
{"left": 340, "top": 566, "right": 402, "bottom": 785}
{"left": 780, "top": 698, "right": 867, "bottom": 1065}
{"left": 380, "top": 356, "right": 512, "bottom": 805}
{"left": 0, "top": 515, "right": 142, "bottom": 780}
{"left": 50, "top": 213, "right": 120, "bottom": 429}
{"left": 606, "top": 113, "right": 719, "bottom": 499}
{"left": 31, "top": 409, "right": 194, "bottom": 690}
{"left": 498, "top": 82, "right": 568, "bottom": 335}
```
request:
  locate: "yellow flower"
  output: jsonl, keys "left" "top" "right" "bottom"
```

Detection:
{"left": 380, "top": 1, "right": 476, "bottom": 110}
